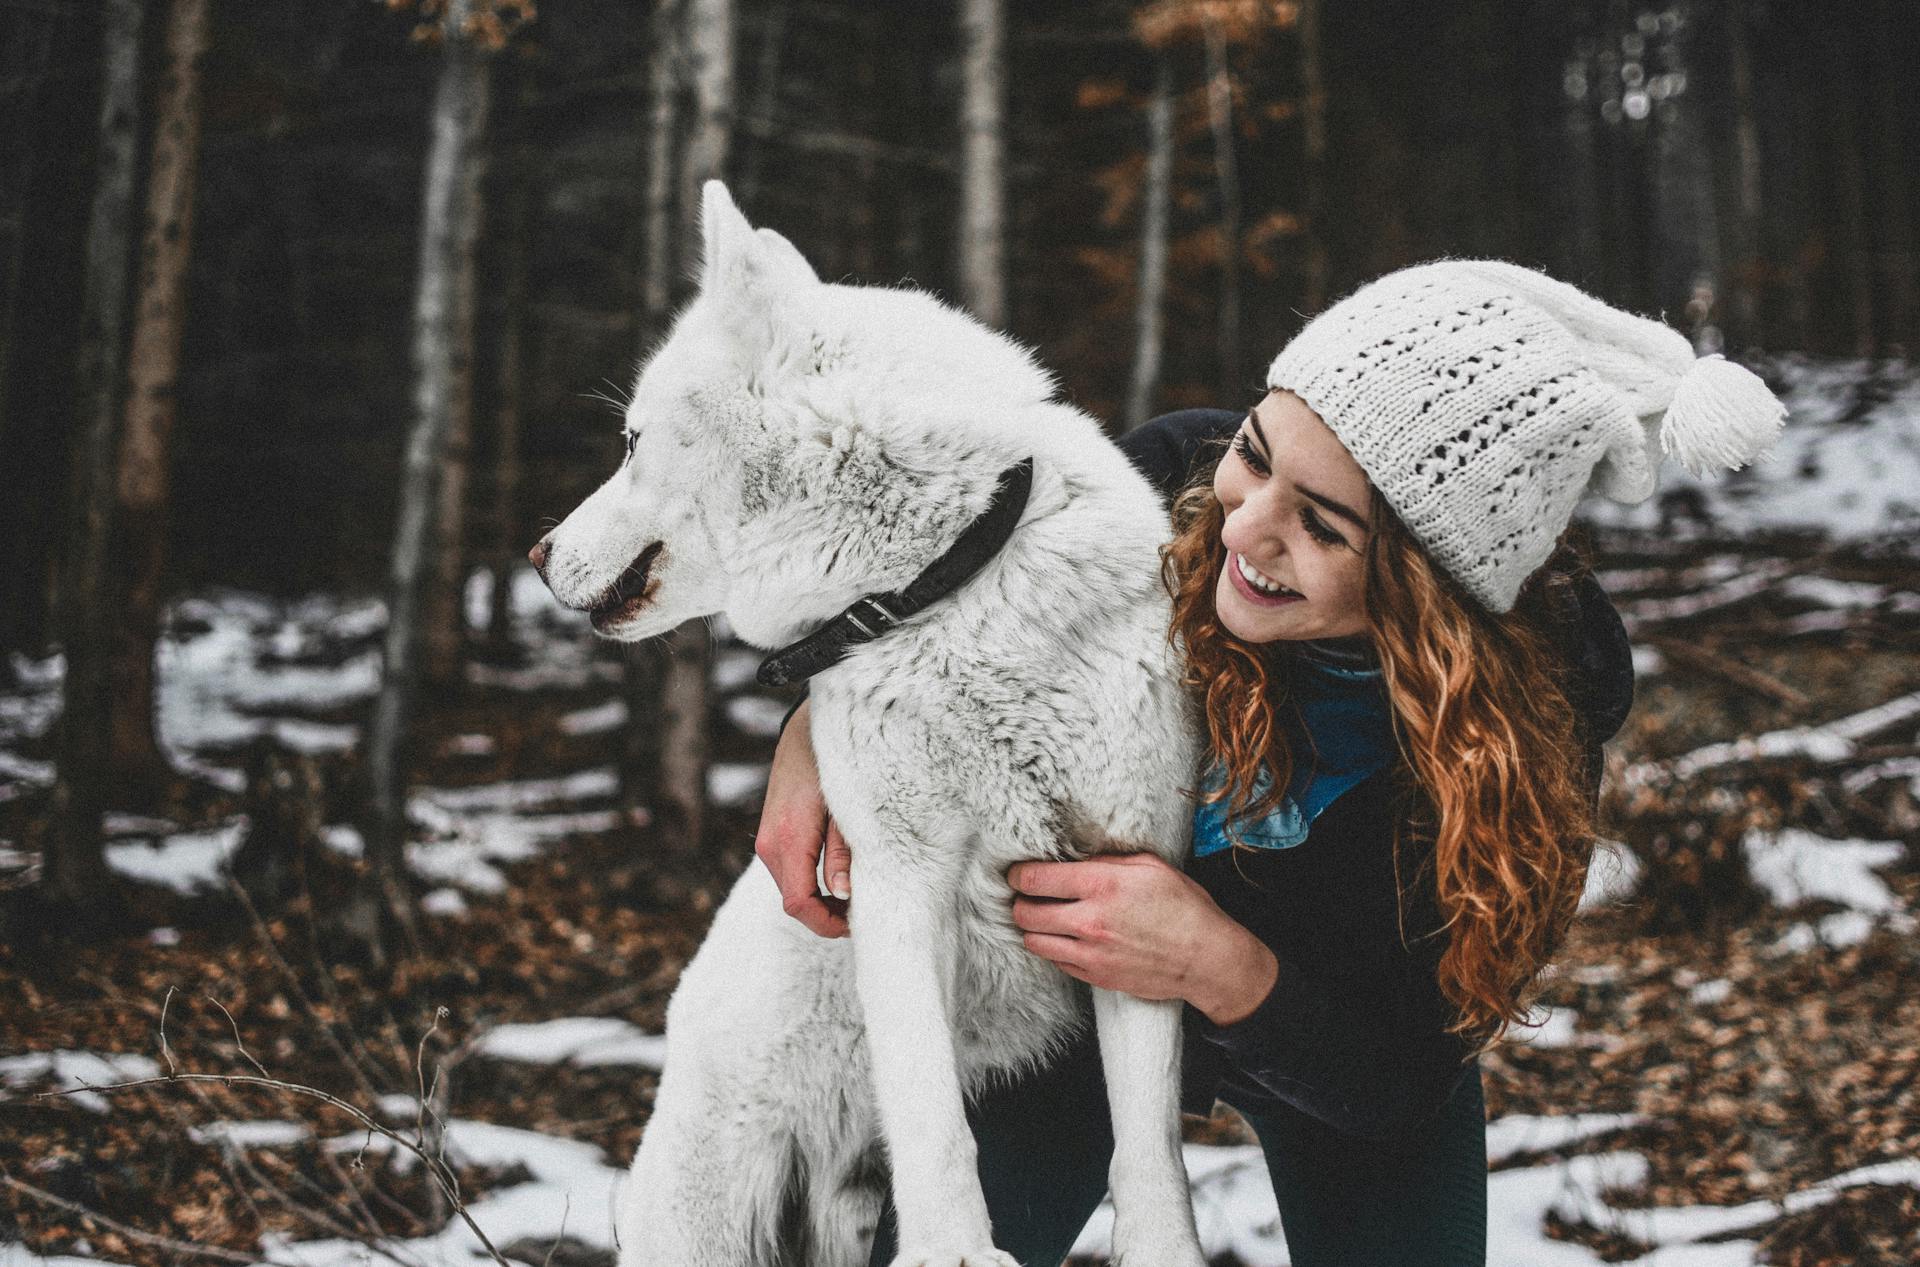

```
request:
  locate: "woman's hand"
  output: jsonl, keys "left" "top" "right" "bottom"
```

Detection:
{"left": 1009, "top": 854, "right": 1279, "bottom": 1025}
{"left": 753, "top": 698, "right": 854, "bottom": 938}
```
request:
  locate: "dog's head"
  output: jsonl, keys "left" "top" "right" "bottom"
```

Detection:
{"left": 531, "top": 181, "right": 1056, "bottom": 646}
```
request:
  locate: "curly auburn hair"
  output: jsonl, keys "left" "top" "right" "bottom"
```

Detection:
{"left": 1160, "top": 475, "right": 1597, "bottom": 1046}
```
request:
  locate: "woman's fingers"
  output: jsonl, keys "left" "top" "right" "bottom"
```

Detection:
{"left": 1006, "top": 860, "right": 1104, "bottom": 899}
{"left": 1010, "top": 894, "right": 1085, "bottom": 938}
{"left": 823, "top": 817, "right": 852, "bottom": 902}
{"left": 755, "top": 697, "right": 848, "bottom": 938}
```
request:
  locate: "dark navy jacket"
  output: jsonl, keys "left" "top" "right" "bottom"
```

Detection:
{"left": 1120, "top": 409, "right": 1636, "bottom": 1142}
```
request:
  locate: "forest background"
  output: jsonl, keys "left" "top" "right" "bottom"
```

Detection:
{"left": 3, "top": 1, "right": 1920, "bottom": 1265}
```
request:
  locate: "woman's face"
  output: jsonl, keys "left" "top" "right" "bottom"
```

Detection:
{"left": 1212, "top": 389, "right": 1373, "bottom": 642}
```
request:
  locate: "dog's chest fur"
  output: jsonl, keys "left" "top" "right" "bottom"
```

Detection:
{"left": 803, "top": 460, "right": 1197, "bottom": 1077}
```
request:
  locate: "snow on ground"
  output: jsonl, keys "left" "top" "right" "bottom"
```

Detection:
{"left": 103, "top": 820, "right": 246, "bottom": 894}
{"left": 1579, "top": 355, "right": 1920, "bottom": 544}
{"left": 471, "top": 1017, "right": 668, "bottom": 1070}
{"left": 277, "top": 1118, "right": 628, "bottom": 1267}
{"left": 1744, "top": 827, "right": 1914, "bottom": 949}
{"left": 0, "top": 1051, "right": 162, "bottom": 1114}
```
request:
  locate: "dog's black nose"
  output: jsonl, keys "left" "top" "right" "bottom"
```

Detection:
{"left": 528, "top": 537, "right": 552, "bottom": 574}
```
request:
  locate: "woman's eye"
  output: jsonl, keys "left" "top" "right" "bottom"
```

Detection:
{"left": 1300, "top": 506, "right": 1346, "bottom": 548}
{"left": 1232, "top": 430, "right": 1270, "bottom": 476}
{"left": 623, "top": 432, "right": 639, "bottom": 462}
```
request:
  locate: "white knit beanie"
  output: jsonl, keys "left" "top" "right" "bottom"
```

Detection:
{"left": 1266, "top": 260, "right": 1786, "bottom": 612}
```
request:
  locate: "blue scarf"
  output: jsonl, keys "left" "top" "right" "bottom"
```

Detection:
{"left": 1191, "top": 640, "right": 1395, "bottom": 858}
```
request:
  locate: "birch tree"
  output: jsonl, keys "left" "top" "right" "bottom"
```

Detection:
{"left": 1124, "top": 55, "right": 1173, "bottom": 432}
{"left": 363, "top": 0, "right": 496, "bottom": 947}
{"left": 44, "top": 0, "right": 146, "bottom": 907}
{"left": 957, "top": 0, "right": 1006, "bottom": 328}
{"left": 109, "top": 0, "right": 212, "bottom": 800}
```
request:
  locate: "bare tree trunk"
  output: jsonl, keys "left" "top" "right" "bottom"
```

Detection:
{"left": 957, "top": 0, "right": 1006, "bottom": 328}
{"left": 1827, "top": 27, "right": 1875, "bottom": 359}
{"left": 484, "top": 136, "right": 532, "bottom": 654}
{"left": 621, "top": 0, "right": 684, "bottom": 824}
{"left": 363, "top": 0, "right": 493, "bottom": 950}
{"left": 421, "top": 61, "right": 493, "bottom": 687}
{"left": 1867, "top": 0, "right": 1915, "bottom": 354}
{"left": 109, "top": 0, "right": 211, "bottom": 802}
{"left": 1124, "top": 55, "right": 1172, "bottom": 433}
{"left": 1202, "top": 16, "right": 1241, "bottom": 400}
{"left": 656, "top": 0, "right": 733, "bottom": 856}
{"left": 1723, "top": 0, "right": 1762, "bottom": 344}
{"left": 45, "top": 0, "right": 146, "bottom": 907}
{"left": 734, "top": 0, "right": 787, "bottom": 212}
{"left": 1297, "top": 0, "right": 1328, "bottom": 313}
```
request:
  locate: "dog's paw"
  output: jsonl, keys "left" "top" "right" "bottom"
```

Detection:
{"left": 886, "top": 1249, "right": 1020, "bottom": 1267}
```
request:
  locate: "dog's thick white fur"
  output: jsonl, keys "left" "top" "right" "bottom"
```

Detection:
{"left": 538, "top": 182, "right": 1205, "bottom": 1267}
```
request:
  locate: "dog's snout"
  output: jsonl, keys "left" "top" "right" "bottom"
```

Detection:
{"left": 528, "top": 536, "right": 552, "bottom": 574}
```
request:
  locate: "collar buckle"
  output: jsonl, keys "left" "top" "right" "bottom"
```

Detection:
{"left": 844, "top": 595, "right": 901, "bottom": 639}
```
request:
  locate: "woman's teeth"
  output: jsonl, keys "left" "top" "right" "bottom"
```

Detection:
{"left": 1236, "top": 553, "right": 1300, "bottom": 598}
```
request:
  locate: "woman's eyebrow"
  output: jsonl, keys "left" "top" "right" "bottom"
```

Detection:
{"left": 1246, "top": 410, "right": 1269, "bottom": 453}
{"left": 1296, "top": 485, "right": 1369, "bottom": 533}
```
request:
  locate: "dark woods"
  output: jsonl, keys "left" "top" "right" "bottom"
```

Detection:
{"left": 0, "top": 0, "right": 1915, "bottom": 933}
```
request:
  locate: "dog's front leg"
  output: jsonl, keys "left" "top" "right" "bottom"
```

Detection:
{"left": 851, "top": 855, "right": 1017, "bottom": 1267}
{"left": 1094, "top": 988, "right": 1207, "bottom": 1267}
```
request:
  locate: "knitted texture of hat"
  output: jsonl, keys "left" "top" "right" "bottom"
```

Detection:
{"left": 1267, "top": 260, "right": 1785, "bottom": 611}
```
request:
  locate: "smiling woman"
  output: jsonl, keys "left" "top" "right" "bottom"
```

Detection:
{"left": 761, "top": 258, "right": 1789, "bottom": 1267}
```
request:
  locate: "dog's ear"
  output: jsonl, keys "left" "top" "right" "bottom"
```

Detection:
{"left": 697, "top": 181, "right": 816, "bottom": 299}
{"left": 754, "top": 228, "right": 820, "bottom": 290}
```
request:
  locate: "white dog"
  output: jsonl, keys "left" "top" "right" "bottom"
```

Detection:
{"left": 534, "top": 182, "right": 1205, "bottom": 1267}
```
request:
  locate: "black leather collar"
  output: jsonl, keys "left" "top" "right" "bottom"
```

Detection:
{"left": 756, "top": 457, "right": 1035, "bottom": 687}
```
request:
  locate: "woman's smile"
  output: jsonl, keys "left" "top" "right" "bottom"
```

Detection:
{"left": 1228, "top": 552, "right": 1303, "bottom": 605}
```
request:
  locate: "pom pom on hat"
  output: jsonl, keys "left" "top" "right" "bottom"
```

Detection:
{"left": 1660, "top": 353, "right": 1786, "bottom": 477}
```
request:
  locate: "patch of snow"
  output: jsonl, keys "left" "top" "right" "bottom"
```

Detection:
{"left": 321, "top": 824, "right": 365, "bottom": 857}
{"left": 0, "top": 1051, "right": 162, "bottom": 1113}
{"left": 443, "top": 733, "right": 498, "bottom": 757}
{"left": 725, "top": 695, "right": 792, "bottom": 739}
{"left": 297, "top": 1118, "right": 625, "bottom": 1267}
{"left": 104, "top": 820, "right": 247, "bottom": 894}
{"left": 1486, "top": 1113, "right": 1643, "bottom": 1165}
{"left": 421, "top": 887, "right": 469, "bottom": 917}
{"left": 712, "top": 648, "right": 764, "bottom": 692}
{"left": 1686, "top": 978, "right": 1733, "bottom": 1006}
{"left": 1514, "top": 1008, "right": 1579, "bottom": 1048}
{"left": 149, "top": 926, "right": 181, "bottom": 947}
{"left": 417, "top": 768, "right": 617, "bottom": 815}
{"left": 407, "top": 810, "right": 624, "bottom": 894}
{"left": 1744, "top": 828, "right": 1904, "bottom": 915}
{"left": 189, "top": 1120, "right": 311, "bottom": 1148}
{"left": 1777, "top": 575, "right": 1890, "bottom": 608}
{"left": 472, "top": 1018, "right": 668, "bottom": 1071}
{"left": 1579, "top": 356, "right": 1920, "bottom": 544}
{"left": 557, "top": 699, "right": 627, "bottom": 735}
{"left": 708, "top": 762, "right": 768, "bottom": 807}
{"left": 0, "top": 1249, "right": 137, "bottom": 1267}
{"left": 1630, "top": 644, "right": 1665, "bottom": 677}
{"left": 0, "top": 750, "right": 53, "bottom": 786}
{"left": 157, "top": 593, "right": 380, "bottom": 762}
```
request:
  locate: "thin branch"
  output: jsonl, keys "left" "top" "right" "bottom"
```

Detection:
{"left": 207, "top": 994, "right": 270, "bottom": 1078}
{"left": 0, "top": 1171, "right": 285, "bottom": 1267}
